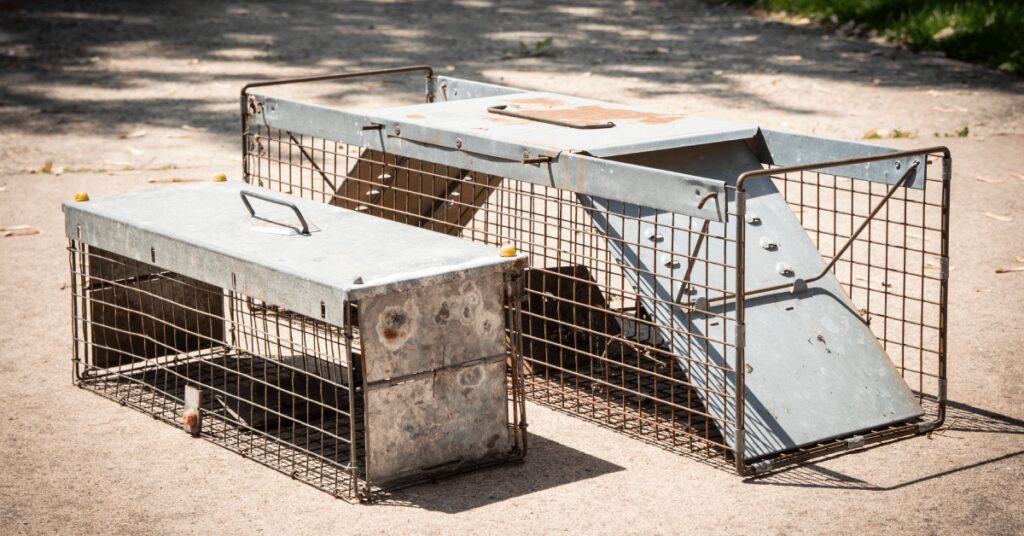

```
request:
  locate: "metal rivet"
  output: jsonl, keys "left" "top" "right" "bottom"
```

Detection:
{"left": 745, "top": 213, "right": 761, "bottom": 225}
{"left": 664, "top": 259, "right": 681, "bottom": 269}
{"left": 776, "top": 262, "right": 794, "bottom": 277}
{"left": 394, "top": 125, "right": 401, "bottom": 135}
{"left": 760, "top": 237, "right": 778, "bottom": 250}
{"left": 894, "top": 161, "right": 901, "bottom": 170}
{"left": 645, "top": 229, "right": 664, "bottom": 242}
{"left": 455, "top": 138, "right": 463, "bottom": 149}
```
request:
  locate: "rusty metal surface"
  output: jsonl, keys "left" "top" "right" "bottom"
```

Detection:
{"left": 364, "top": 360, "right": 510, "bottom": 484}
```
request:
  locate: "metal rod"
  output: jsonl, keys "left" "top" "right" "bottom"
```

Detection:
{"left": 804, "top": 161, "right": 919, "bottom": 286}
{"left": 240, "top": 65, "right": 435, "bottom": 98}
{"left": 675, "top": 192, "right": 719, "bottom": 303}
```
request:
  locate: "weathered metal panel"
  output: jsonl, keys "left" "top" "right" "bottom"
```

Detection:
{"left": 435, "top": 76, "right": 526, "bottom": 101}
{"left": 252, "top": 94, "right": 728, "bottom": 221}
{"left": 364, "top": 360, "right": 510, "bottom": 484}
{"left": 64, "top": 182, "right": 518, "bottom": 325}
{"left": 358, "top": 271, "right": 507, "bottom": 383}
{"left": 359, "top": 273, "right": 512, "bottom": 484}
{"left": 755, "top": 129, "right": 926, "bottom": 188}
{"left": 586, "top": 140, "right": 923, "bottom": 459}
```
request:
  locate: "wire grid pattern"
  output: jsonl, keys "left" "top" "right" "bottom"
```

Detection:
{"left": 69, "top": 243, "right": 365, "bottom": 498}
{"left": 770, "top": 154, "right": 946, "bottom": 411}
{"left": 243, "top": 120, "right": 741, "bottom": 464}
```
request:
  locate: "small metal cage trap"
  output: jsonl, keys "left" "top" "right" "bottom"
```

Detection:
{"left": 67, "top": 182, "right": 528, "bottom": 499}
{"left": 239, "top": 66, "right": 950, "bottom": 475}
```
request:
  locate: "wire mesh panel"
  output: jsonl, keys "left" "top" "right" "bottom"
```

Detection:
{"left": 70, "top": 243, "right": 364, "bottom": 497}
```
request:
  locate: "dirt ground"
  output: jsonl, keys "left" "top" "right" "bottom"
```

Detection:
{"left": 2, "top": 1, "right": 1023, "bottom": 534}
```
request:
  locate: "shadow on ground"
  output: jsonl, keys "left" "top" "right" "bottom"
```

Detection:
{"left": 743, "top": 400, "right": 1024, "bottom": 491}
{"left": 384, "top": 433, "right": 624, "bottom": 513}
{"left": 2, "top": 0, "right": 1020, "bottom": 139}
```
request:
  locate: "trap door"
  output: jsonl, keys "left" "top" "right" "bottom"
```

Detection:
{"left": 583, "top": 140, "right": 922, "bottom": 460}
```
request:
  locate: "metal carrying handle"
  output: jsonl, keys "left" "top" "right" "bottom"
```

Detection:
{"left": 487, "top": 105, "right": 615, "bottom": 129}
{"left": 239, "top": 190, "right": 311, "bottom": 236}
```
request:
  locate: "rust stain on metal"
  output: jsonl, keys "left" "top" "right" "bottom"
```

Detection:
{"left": 377, "top": 305, "right": 418, "bottom": 349}
{"left": 482, "top": 116, "right": 521, "bottom": 124}
{"left": 509, "top": 96, "right": 565, "bottom": 106}
{"left": 504, "top": 104, "right": 685, "bottom": 125}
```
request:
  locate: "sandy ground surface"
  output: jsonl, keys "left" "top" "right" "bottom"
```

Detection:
{"left": 2, "top": 1, "right": 1023, "bottom": 534}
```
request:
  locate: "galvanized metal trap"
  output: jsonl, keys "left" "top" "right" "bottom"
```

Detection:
{"left": 66, "top": 182, "right": 528, "bottom": 499}
{"left": 237, "top": 66, "right": 949, "bottom": 475}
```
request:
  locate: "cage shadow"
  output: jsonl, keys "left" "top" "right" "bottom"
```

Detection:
{"left": 742, "top": 399, "right": 1024, "bottom": 491}
{"left": 382, "top": 432, "right": 625, "bottom": 513}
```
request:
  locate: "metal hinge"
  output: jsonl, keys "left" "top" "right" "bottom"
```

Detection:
{"left": 845, "top": 435, "right": 866, "bottom": 449}
{"left": 425, "top": 76, "right": 436, "bottom": 103}
{"left": 938, "top": 257, "right": 950, "bottom": 280}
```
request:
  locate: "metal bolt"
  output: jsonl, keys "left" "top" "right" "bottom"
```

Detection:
{"left": 394, "top": 125, "right": 401, "bottom": 135}
{"left": 745, "top": 213, "right": 761, "bottom": 225}
{"left": 455, "top": 137, "right": 463, "bottom": 149}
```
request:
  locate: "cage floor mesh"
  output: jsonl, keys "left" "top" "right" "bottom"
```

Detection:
{"left": 78, "top": 350, "right": 364, "bottom": 496}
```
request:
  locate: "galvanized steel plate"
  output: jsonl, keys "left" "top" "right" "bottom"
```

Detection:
{"left": 63, "top": 182, "right": 520, "bottom": 325}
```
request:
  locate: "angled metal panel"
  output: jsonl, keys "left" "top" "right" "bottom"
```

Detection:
{"left": 583, "top": 140, "right": 922, "bottom": 460}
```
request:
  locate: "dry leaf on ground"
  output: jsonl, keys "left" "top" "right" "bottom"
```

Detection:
{"left": 147, "top": 177, "right": 200, "bottom": 184}
{"left": 984, "top": 212, "right": 1012, "bottom": 222}
{"left": 1, "top": 225, "right": 41, "bottom": 237}
{"left": 995, "top": 266, "right": 1024, "bottom": 274}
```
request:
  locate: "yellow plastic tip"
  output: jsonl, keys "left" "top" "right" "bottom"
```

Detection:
{"left": 213, "top": 172, "right": 227, "bottom": 182}
{"left": 73, "top": 192, "right": 90, "bottom": 202}
{"left": 499, "top": 244, "right": 516, "bottom": 257}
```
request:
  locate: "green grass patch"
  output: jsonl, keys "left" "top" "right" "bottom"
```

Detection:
{"left": 727, "top": 0, "right": 1024, "bottom": 75}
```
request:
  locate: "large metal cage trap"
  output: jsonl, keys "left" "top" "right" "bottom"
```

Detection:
{"left": 67, "top": 182, "right": 528, "bottom": 499}
{"left": 238, "top": 66, "right": 950, "bottom": 475}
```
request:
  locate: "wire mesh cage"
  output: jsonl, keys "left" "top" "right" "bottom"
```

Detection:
{"left": 239, "top": 67, "right": 950, "bottom": 474}
{"left": 67, "top": 183, "right": 528, "bottom": 499}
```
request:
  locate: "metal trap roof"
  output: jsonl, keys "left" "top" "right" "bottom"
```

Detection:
{"left": 367, "top": 92, "right": 758, "bottom": 158}
{"left": 64, "top": 182, "right": 520, "bottom": 325}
